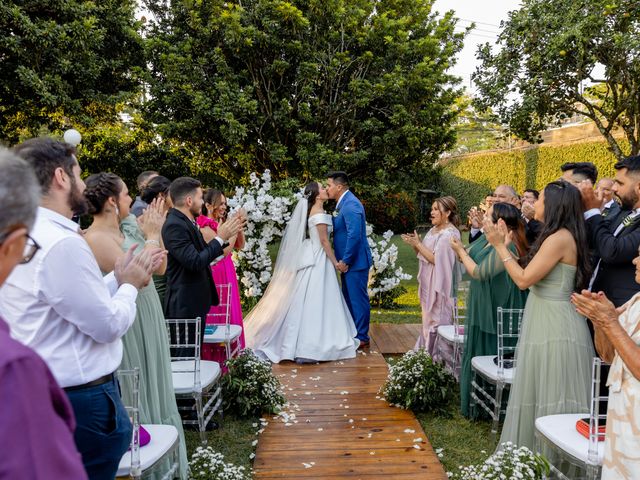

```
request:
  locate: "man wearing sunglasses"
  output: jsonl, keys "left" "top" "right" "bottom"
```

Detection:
{"left": 0, "top": 149, "right": 87, "bottom": 478}
{"left": 0, "top": 138, "right": 164, "bottom": 479}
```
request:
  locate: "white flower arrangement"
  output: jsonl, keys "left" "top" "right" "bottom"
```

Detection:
{"left": 229, "top": 171, "right": 410, "bottom": 306}
{"left": 448, "top": 442, "right": 549, "bottom": 480}
{"left": 188, "top": 447, "right": 249, "bottom": 480}
{"left": 367, "top": 226, "right": 412, "bottom": 303}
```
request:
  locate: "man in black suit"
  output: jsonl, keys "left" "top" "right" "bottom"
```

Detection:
{"left": 580, "top": 155, "right": 640, "bottom": 307}
{"left": 162, "top": 177, "right": 245, "bottom": 334}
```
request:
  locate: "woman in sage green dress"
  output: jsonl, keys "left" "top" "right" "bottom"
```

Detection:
{"left": 451, "top": 203, "right": 529, "bottom": 418}
{"left": 83, "top": 173, "right": 188, "bottom": 479}
{"left": 485, "top": 181, "right": 594, "bottom": 450}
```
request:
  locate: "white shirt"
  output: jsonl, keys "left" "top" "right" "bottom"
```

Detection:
{"left": 336, "top": 190, "right": 349, "bottom": 210}
{"left": 0, "top": 207, "right": 138, "bottom": 387}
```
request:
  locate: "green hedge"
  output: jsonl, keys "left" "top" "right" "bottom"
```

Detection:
{"left": 440, "top": 139, "right": 628, "bottom": 214}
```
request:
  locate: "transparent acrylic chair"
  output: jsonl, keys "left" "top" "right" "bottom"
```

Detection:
{"left": 203, "top": 283, "right": 243, "bottom": 362}
{"left": 470, "top": 307, "right": 524, "bottom": 440}
{"left": 534, "top": 357, "right": 608, "bottom": 479}
{"left": 436, "top": 282, "right": 469, "bottom": 379}
{"left": 116, "top": 368, "right": 180, "bottom": 479}
{"left": 166, "top": 317, "right": 222, "bottom": 445}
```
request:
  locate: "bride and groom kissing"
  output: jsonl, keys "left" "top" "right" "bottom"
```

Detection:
{"left": 244, "top": 171, "right": 373, "bottom": 363}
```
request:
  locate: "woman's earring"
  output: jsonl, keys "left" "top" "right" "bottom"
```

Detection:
{"left": 115, "top": 205, "right": 120, "bottom": 218}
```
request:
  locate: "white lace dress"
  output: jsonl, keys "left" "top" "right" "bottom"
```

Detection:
{"left": 245, "top": 213, "right": 359, "bottom": 362}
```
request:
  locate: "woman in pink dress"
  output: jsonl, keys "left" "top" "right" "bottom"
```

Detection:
{"left": 402, "top": 196, "right": 461, "bottom": 357}
{"left": 197, "top": 189, "right": 246, "bottom": 365}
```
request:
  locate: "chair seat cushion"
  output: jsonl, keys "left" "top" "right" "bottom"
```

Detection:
{"left": 117, "top": 424, "right": 178, "bottom": 476}
{"left": 203, "top": 324, "right": 243, "bottom": 343}
{"left": 172, "top": 360, "right": 221, "bottom": 394}
{"left": 471, "top": 355, "right": 515, "bottom": 383}
{"left": 535, "top": 414, "right": 604, "bottom": 465}
{"left": 437, "top": 325, "right": 465, "bottom": 344}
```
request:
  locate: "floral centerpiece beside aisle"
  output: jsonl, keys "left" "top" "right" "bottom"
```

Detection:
{"left": 228, "top": 171, "right": 411, "bottom": 307}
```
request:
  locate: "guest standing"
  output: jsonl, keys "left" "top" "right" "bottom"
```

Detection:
{"left": 572, "top": 261, "right": 640, "bottom": 479}
{"left": 401, "top": 196, "right": 460, "bottom": 356}
{"left": 83, "top": 173, "right": 188, "bottom": 479}
{"left": 0, "top": 148, "right": 87, "bottom": 479}
{"left": 450, "top": 203, "right": 529, "bottom": 418}
{"left": 141, "top": 175, "right": 173, "bottom": 304}
{"left": 131, "top": 170, "right": 159, "bottom": 217}
{"left": 0, "top": 138, "right": 160, "bottom": 479}
{"left": 162, "top": 177, "right": 245, "bottom": 342}
{"left": 485, "top": 181, "right": 594, "bottom": 450}
{"left": 197, "top": 189, "right": 247, "bottom": 362}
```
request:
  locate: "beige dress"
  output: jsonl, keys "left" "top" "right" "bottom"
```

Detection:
{"left": 602, "top": 293, "right": 640, "bottom": 479}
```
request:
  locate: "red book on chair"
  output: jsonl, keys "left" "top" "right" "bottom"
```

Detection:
{"left": 576, "top": 418, "right": 606, "bottom": 441}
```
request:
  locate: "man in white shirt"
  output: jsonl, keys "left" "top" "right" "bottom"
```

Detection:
{"left": 0, "top": 137, "right": 162, "bottom": 480}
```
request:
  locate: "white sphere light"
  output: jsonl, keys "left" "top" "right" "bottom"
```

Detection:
{"left": 63, "top": 129, "right": 82, "bottom": 146}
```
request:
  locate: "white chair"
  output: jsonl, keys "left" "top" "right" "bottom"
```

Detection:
{"left": 436, "top": 282, "right": 469, "bottom": 379}
{"left": 203, "top": 283, "right": 243, "bottom": 362}
{"left": 534, "top": 357, "right": 608, "bottom": 479}
{"left": 116, "top": 368, "right": 180, "bottom": 479}
{"left": 470, "top": 307, "right": 524, "bottom": 440}
{"left": 166, "top": 317, "right": 223, "bottom": 445}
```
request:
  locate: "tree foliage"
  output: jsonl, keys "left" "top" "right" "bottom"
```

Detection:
{"left": 473, "top": 0, "right": 640, "bottom": 160}
{"left": 143, "top": 0, "right": 467, "bottom": 186}
{"left": 0, "top": 0, "right": 145, "bottom": 143}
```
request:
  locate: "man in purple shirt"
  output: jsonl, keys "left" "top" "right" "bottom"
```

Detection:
{"left": 0, "top": 148, "right": 87, "bottom": 478}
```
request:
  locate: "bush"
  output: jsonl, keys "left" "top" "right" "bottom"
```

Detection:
{"left": 381, "top": 349, "right": 456, "bottom": 414}
{"left": 362, "top": 191, "right": 418, "bottom": 234}
{"left": 221, "top": 349, "right": 285, "bottom": 417}
{"left": 440, "top": 139, "right": 628, "bottom": 214}
{"left": 449, "top": 442, "right": 550, "bottom": 480}
{"left": 189, "top": 447, "right": 249, "bottom": 480}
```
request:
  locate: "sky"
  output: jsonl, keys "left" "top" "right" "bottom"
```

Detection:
{"left": 432, "top": 0, "right": 522, "bottom": 93}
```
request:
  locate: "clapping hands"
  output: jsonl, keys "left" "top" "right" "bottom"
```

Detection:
{"left": 570, "top": 290, "right": 624, "bottom": 330}
{"left": 468, "top": 207, "right": 484, "bottom": 229}
{"left": 483, "top": 216, "right": 511, "bottom": 247}
{"left": 577, "top": 180, "right": 604, "bottom": 211}
{"left": 138, "top": 197, "right": 166, "bottom": 239}
{"left": 401, "top": 231, "right": 421, "bottom": 248}
{"left": 115, "top": 243, "right": 167, "bottom": 290}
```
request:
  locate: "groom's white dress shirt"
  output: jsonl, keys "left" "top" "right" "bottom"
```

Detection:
{"left": 0, "top": 207, "right": 138, "bottom": 388}
{"left": 336, "top": 190, "right": 348, "bottom": 210}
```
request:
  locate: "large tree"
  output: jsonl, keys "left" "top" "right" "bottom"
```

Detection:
{"left": 473, "top": 0, "right": 640, "bottom": 160}
{"left": 143, "top": 0, "right": 467, "bottom": 186}
{"left": 0, "top": 0, "right": 145, "bottom": 143}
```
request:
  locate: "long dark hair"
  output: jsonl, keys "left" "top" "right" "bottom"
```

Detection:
{"left": 524, "top": 181, "right": 591, "bottom": 291}
{"left": 84, "top": 173, "right": 123, "bottom": 215}
{"left": 303, "top": 182, "right": 321, "bottom": 237}
{"left": 491, "top": 203, "right": 528, "bottom": 261}
{"left": 202, "top": 189, "right": 225, "bottom": 219}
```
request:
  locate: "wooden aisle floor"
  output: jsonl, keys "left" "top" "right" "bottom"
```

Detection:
{"left": 369, "top": 323, "right": 422, "bottom": 354}
{"left": 253, "top": 348, "right": 447, "bottom": 479}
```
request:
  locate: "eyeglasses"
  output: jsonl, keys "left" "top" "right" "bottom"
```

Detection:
{"left": 21, "top": 234, "right": 40, "bottom": 264}
{"left": 0, "top": 228, "right": 41, "bottom": 264}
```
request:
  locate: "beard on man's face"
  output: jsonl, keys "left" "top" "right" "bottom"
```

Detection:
{"left": 68, "top": 177, "right": 89, "bottom": 216}
{"left": 189, "top": 203, "right": 202, "bottom": 218}
{"left": 618, "top": 190, "right": 639, "bottom": 211}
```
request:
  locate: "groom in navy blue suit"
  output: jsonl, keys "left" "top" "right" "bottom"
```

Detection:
{"left": 326, "top": 172, "right": 373, "bottom": 347}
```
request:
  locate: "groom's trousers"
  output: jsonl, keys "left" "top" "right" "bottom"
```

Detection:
{"left": 341, "top": 268, "right": 371, "bottom": 342}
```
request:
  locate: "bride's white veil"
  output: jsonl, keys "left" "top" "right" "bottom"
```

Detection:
{"left": 243, "top": 197, "right": 309, "bottom": 346}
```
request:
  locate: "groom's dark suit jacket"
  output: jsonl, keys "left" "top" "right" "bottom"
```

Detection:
{"left": 588, "top": 208, "right": 640, "bottom": 307}
{"left": 162, "top": 208, "right": 223, "bottom": 324}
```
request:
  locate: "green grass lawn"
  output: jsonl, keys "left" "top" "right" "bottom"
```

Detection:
{"left": 183, "top": 414, "right": 259, "bottom": 472}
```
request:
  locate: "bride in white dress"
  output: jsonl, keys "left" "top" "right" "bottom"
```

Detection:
{"left": 244, "top": 181, "right": 360, "bottom": 363}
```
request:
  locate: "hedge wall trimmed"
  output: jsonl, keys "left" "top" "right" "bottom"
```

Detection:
{"left": 440, "top": 139, "right": 628, "bottom": 214}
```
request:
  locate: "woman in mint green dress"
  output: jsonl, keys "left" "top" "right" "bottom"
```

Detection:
{"left": 485, "top": 181, "right": 594, "bottom": 450}
{"left": 83, "top": 173, "right": 188, "bottom": 479}
{"left": 451, "top": 203, "right": 529, "bottom": 417}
